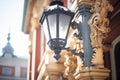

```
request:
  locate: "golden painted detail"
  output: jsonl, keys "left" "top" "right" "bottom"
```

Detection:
{"left": 28, "top": 7, "right": 40, "bottom": 53}
{"left": 64, "top": 54, "right": 77, "bottom": 78}
{"left": 68, "top": 29, "right": 84, "bottom": 54}
{"left": 28, "top": 31, "right": 33, "bottom": 54}
{"left": 71, "top": 0, "right": 94, "bottom": 6}
{"left": 30, "top": 6, "right": 40, "bottom": 32}
{"left": 63, "top": 30, "right": 84, "bottom": 79}
{"left": 77, "top": 0, "right": 94, "bottom": 6}
{"left": 70, "top": 0, "right": 94, "bottom": 13}
{"left": 88, "top": 0, "right": 113, "bottom": 68}
{"left": 31, "top": 17, "right": 39, "bottom": 31}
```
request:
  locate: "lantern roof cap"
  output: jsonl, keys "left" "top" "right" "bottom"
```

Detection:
{"left": 40, "top": 5, "right": 74, "bottom": 24}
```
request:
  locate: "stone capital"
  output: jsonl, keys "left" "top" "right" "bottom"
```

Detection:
{"left": 74, "top": 67, "right": 110, "bottom": 80}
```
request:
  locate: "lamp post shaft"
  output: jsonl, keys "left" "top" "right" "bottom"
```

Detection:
{"left": 76, "top": 5, "right": 93, "bottom": 67}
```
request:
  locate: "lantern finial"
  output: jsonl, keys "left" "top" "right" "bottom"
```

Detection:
{"left": 50, "top": 0, "right": 64, "bottom": 6}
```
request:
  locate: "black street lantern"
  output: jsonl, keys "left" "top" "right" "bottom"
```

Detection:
{"left": 39, "top": 0, "right": 74, "bottom": 60}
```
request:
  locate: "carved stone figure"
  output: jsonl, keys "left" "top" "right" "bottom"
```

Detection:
{"left": 64, "top": 53, "right": 77, "bottom": 77}
{"left": 73, "top": 56, "right": 83, "bottom": 77}
{"left": 69, "top": 33, "right": 84, "bottom": 53}
{"left": 63, "top": 30, "right": 84, "bottom": 79}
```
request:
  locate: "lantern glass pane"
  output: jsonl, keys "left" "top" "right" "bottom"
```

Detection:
{"left": 59, "top": 13, "right": 71, "bottom": 39}
{"left": 43, "top": 18, "right": 50, "bottom": 42}
{"left": 48, "top": 14, "right": 57, "bottom": 39}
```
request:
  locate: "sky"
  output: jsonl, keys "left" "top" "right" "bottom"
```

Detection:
{"left": 0, "top": 0, "right": 29, "bottom": 59}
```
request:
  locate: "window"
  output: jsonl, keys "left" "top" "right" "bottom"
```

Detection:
{"left": 110, "top": 36, "right": 120, "bottom": 80}
{"left": 114, "top": 42, "right": 120, "bottom": 80}
{"left": 2, "top": 67, "right": 12, "bottom": 75}
{"left": 21, "top": 67, "right": 27, "bottom": 78}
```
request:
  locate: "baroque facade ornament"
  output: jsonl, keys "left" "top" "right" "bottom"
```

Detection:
{"left": 88, "top": 0, "right": 113, "bottom": 68}
{"left": 63, "top": 0, "right": 113, "bottom": 79}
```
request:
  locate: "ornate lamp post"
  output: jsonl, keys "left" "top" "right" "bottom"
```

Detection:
{"left": 39, "top": 0, "right": 74, "bottom": 60}
{"left": 40, "top": 0, "right": 93, "bottom": 68}
{"left": 38, "top": 0, "right": 113, "bottom": 80}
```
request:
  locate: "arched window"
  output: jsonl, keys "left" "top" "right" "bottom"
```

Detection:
{"left": 110, "top": 36, "right": 120, "bottom": 80}
{"left": 114, "top": 41, "right": 120, "bottom": 80}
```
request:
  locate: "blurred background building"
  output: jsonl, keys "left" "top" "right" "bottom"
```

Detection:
{"left": 0, "top": 33, "right": 28, "bottom": 80}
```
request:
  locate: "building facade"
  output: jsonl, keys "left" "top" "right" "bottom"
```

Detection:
{"left": 0, "top": 33, "right": 28, "bottom": 80}
{"left": 22, "top": 0, "right": 120, "bottom": 80}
